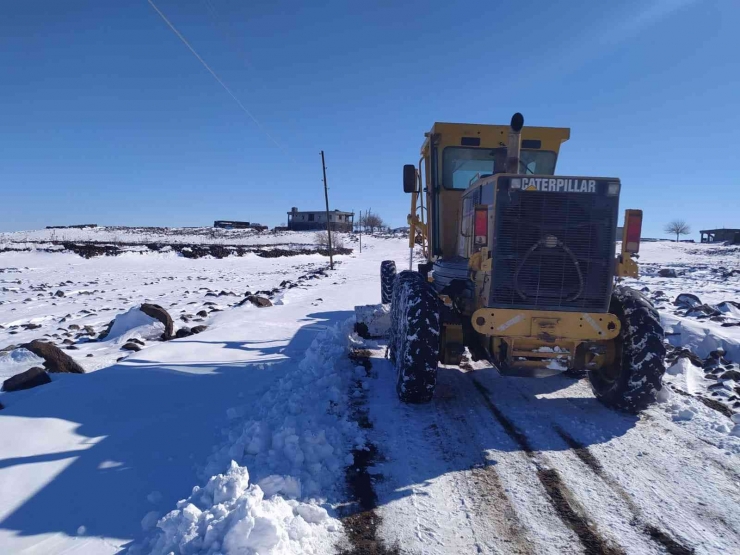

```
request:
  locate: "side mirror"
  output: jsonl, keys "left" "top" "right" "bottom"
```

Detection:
{"left": 403, "top": 164, "right": 417, "bottom": 194}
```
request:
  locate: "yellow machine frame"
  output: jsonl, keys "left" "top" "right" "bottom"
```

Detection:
{"left": 406, "top": 122, "right": 642, "bottom": 371}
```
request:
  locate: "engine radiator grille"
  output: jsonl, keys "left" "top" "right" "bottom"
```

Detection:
{"left": 489, "top": 186, "right": 618, "bottom": 312}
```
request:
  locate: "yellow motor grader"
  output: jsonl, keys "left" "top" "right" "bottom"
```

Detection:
{"left": 378, "top": 113, "right": 665, "bottom": 411}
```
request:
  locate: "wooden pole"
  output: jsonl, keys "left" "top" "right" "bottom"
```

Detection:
{"left": 320, "top": 150, "right": 334, "bottom": 270}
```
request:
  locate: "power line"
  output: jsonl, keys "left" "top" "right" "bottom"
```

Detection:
{"left": 146, "top": 0, "right": 287, "bottom": 155}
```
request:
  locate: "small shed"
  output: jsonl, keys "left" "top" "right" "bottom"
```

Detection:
{"left": 287, "top": 208, "right": 354, "bottom": 232}
{"left": 700, "top": 229, "right": 740, "bottom": 244}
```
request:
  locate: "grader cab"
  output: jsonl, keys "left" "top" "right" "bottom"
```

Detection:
{"left": 373, "top": 113, "right": 665, "bottom": 412}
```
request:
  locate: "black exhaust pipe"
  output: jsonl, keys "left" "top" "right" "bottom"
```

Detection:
{"left": 506, "top": 112, "right": 524, "bottom": 174}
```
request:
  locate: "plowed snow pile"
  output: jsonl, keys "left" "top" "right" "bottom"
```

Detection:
{"left": 137, "top": 322, "right": 363, "bottom": 554}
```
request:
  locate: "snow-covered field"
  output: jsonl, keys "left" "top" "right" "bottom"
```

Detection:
{"left": 0, "top": 235, "right": 739, "bottom": 554}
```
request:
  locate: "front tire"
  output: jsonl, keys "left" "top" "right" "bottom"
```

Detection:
{"left": 588, "top": 286, "right": 666, "bottom": 412}
{"left": 389, "top": 271, "right": 440, "bottom": 403}
{"left": 380, "top": 260, "right": 396, "bottom": 304}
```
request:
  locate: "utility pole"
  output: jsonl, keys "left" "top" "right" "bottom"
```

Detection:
{"left": 320, "top": 150, "right": 334, "bottom": 270}
{"left": 359, "top": 210, "right": 362, "bottom": 253}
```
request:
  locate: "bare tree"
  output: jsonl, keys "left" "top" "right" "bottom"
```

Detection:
{"left": 315, "top": 231, "right": 344, "bottom": 249}
{"left": 665, "top": 220, "right": 691, "bottom": 242}
{"left": 361, "top": 211, "right": 384, "bottom": 234}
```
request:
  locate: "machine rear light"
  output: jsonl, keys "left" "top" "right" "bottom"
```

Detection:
{"left": 474, "top": 207, "right": 488, "bottom": 247}
{"left": 624, "top": 209, "right": 642, "bottom": 253}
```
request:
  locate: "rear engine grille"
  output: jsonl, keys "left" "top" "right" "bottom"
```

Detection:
{"left": 489, "top": 190, "right": 617, "bottom": 312}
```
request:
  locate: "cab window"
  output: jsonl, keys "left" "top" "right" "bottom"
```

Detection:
{"left": 442, "top": 147, "right": 557, "bottom": 190}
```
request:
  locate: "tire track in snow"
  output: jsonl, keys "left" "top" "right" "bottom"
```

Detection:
{"left": 430, "top": 379, "right": 535, "bottom": 554}
{"left": 471, "top": 379, "right": 625, "bottom": 555}
{"left": 553, "top": 426, "right": 695, "bottom": 555}
{"left": 338, "top": 349, "right": 399, "bottom": 555}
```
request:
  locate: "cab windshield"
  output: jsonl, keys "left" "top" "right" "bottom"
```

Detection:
{"left": 442, "top": 147, "right": 557, "bottom": 190}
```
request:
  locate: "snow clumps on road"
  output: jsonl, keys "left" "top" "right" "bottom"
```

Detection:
{"left": 141, "top": 321, "right": 363, "bottom": 554}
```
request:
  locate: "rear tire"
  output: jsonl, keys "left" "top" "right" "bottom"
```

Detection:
{"left": 381, "top": 260, "right": 397, "bottom": 304}
{"left": 588, "top": 286, "right": 666, "bottom": 412}
{"left": 389, "top": 271, "right": 440, "bottom": 403}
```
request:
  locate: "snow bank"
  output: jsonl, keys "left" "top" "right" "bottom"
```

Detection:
{"left": 202, "top": 320, "right": 364, "bottom": 497}
{"left": 0, "top": 348, "right": 45, "bottom": 383}
{"left": 139, "top": 321, "right": 361, "bottom": 554}
{"left": 143, "top": 462, "right": 338, "bottom": 555}
{"left": 103, "top": 306, "right": 162, "bottom": 341}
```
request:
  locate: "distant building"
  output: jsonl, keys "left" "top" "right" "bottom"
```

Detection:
{"left": 214, "top": 221, "right": 267, "bottom": 231}
{"left": 287, "top": 208, "right": 354, "bottom": 232}
{"left": 700, "top": 229, "right": 740, "bottom": 244}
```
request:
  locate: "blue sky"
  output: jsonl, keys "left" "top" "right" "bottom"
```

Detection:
{"left": 1, "top": 0, "right": 738, "bottom": 238}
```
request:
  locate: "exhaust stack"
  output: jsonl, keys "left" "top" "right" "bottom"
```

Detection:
{"left": 506, "top": 112, "right": 524, "bottom": 174}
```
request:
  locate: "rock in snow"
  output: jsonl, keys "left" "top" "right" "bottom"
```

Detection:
{"left": 2, "top": 366, "right": 51, "bottom": 392}
{"left": 22, "top": 340, "right": 85, "bottom": 374}
{"left": 239, "top": 295, "right": 272, "bottom": 308}
{"left": 140, "top": 304, "right": 174, "bottom": 340}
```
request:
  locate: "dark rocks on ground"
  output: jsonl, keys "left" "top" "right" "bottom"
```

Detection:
{"left": 0, "top": 344, "right": 18, "bottom": 353}
{"left": 196, "top": 310, "right": 208, "bottom": 318}
{"left": 2, "top": 367, "right": 51, "bottom": 392}
{"left": 658, "top": 268, "right": 678, "bottom": 278}
{"left": 674, "top": 293, "right": 701, "bottom": 308}
{"left": 66, "top": 345, "right": 79, "bottom": 350}
{"left": 55, "top": 290, "right": 65, "bottom": 297}
{"left": 68, "top": 324, "right": 80, "bottom": 330}
{"left": 190, "top": 325, "right": 207, "bottom": 334}
{"left": 116, "top": 357, "right": 126, "bottom": 362}
{"left": 238, "top": 295, "right": 272, "bottom": 308}
{"left": 720, "top": 369, "right": 740, "bottom": 381}
{"left": 62, "top": 339, "right": 74, "bottom": 345}
{"left": 97, "top": 320, "right": 114, "bottom": 340}
{"left": 175, "top": 328, "right": 192, "bottom": 339}
{"left": 140, "top": 303, "right": 174, "bottom": 340}
{"left": 23, "top": 340, "right": 85, "bottom": 374}
{"left": 21, "top": 323, "right": 42, "bottom": 330}
{"left": 128, "top": 338, "right": 145, "bottom": 346}
{"left": 209, "top": 308, "right": 223, "bottom": 313}
{"left": 665, "top": 345, "right": 703, "bottom": 367}
{"left": 86, "top": 354, "right": 93, "bottom": 357}
{"left": 122, "top": 342, "right": 142, "bottom": 352}
{"left": 686, "top": 304, "right": 723, "bottom": 318}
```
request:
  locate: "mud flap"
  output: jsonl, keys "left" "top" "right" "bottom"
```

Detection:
{"left": 354, "top": 304, "right": 391, "bottom": 339}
